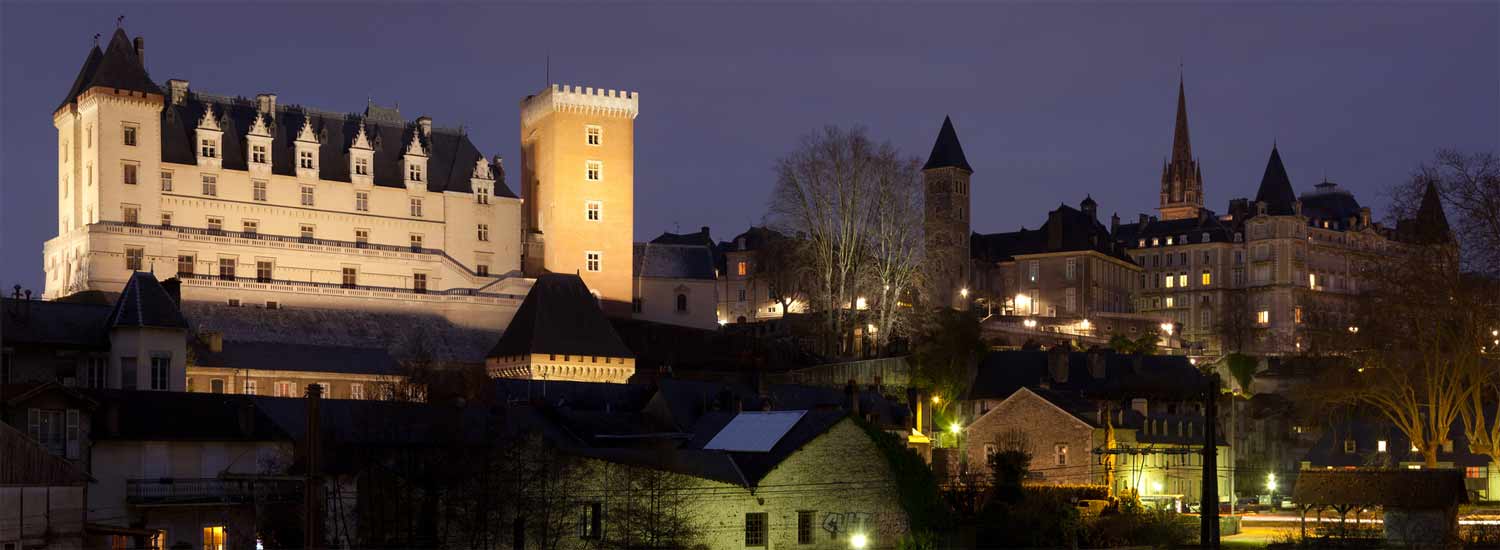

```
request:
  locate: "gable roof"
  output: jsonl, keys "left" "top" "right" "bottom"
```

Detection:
{"left": 685, "top": 409, "right": 850, "bottom": 485}
{"left": 105, "top": 271, "right": 188, "bottom": 330}
{"left": 923, "top": 116, "right": 973, "bottom": 172}
{"left": 634, "top": 242, "right": 717, "bottom": 280}
{"left": 486, "top": 274, "right": 634, "bottom": 359}
{"left": 1254, "top": 146, "right": 1298, "bottom": 215}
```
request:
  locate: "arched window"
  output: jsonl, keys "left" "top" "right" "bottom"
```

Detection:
{"left": 675, "top": 294, "right": 687, "bottom": 312}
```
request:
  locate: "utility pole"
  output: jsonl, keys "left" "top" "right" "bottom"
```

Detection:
{"left": 304, "top": 383, "right": 324, "bottom": 550}
{"left": 1201, "top": 373, "right": 1220, "bottom": 549}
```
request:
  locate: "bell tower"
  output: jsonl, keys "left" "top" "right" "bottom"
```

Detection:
{"left": 922, "top": 116, "right": 973, "bottom": 310}
{"left": 1158, "top": 75, "right": 1204, "bottom": 221}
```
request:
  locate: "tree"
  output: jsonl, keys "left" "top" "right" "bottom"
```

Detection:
{"left": 866, "top": 153, "right": 925, "bottom": 354}
{"left": 1222, "top": 353, "right": 1257, "bottom": 395}
{"left": 756, "top": 231, "right": 813, "bottom": 318}
{"left": 1215, "top": 290, "right": 1255, "bottom": 354}
{"left": 911, "top": 308, "right": 985, "bottom": 416}
{"left": 1397, "top": 150, "right": 1500, "bottom": 276}
{"left": 598, "top": 457, "right": 704, "bottom": 550}
{"left": 1107, "top": 332, "right": 1160, "bottom": 355}
{"left": 987, "top": 429, "right": 1032, "bottom": 505}
{"left": 767, "top": 126, "right": 914, "bottom": 356}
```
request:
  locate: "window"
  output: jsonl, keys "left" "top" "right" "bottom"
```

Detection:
{"left": 86, "top": 357, "right": 108, "bottom": 389}
{"left": 355, "top": 156, "right": 369, "bottom": 176}
{"left": 251, "top": 144, "right": 268, "bottom": 164}
{"left": 676, "top": 294, "right": 688, "bottom": 312}
{"left": 123, "top": 204, "right": 140, "bottom": 225}
{"left": 202, "top": 174, "right": 217, "bottom": 196}
{"left": 478, "top": 224, "right": 490, "bottom": 242}
{"left": 409, "top": 162, "right": 424, "bottom": 182}
{"left": 586, "top": 160, "right": 602, "bottom": 181}
{"left": 1294, "top": 307, "right": 1303, "bottom": 324}
{"left": 351, "top": 383, "right": 365, "bottom": 400}
{"left": 123, "top": 124, "right": 137, "bottom": 146}
{"left": 256, "top": 261, "right": 273, "bottom": 283}
{"left": 580, "top": 502, "right": 603, "bottom": 539}
{"left": 413, "top": 273, "right": 427, "bottom": 294}
{"left": 300, "top": 224, "right": 314, "bottom": 242}
{"left": 244, "top": 380, "right": 258, "bottom": 395}
{"left": 178, "top": 255, "right": 195, "bottom": 277}
{"left": 275, "top": 381, "right": 292, "bottom": 397}
{"left": 1028, "top": 260, "right": 1039, "bottom": 282}
{"left": 1344, "top": 440, "right": 1356, "bottom": 454}
{"left": 1177, "top": 273, "right": 1187, "bottom": 288}
{"left": 737, "top": 261, "right": 748, "bottom": 276}
{"left": 1165, "top": 296, "right": 1175, "bottom": 308}
{"left": 1065, "top": 258, "right": 1076, "bottom": 280}
{"left": 1468, "top": 466, "right": 1482, "bottom": 479}
{"left": 1201, "top": 270, "right": 1211, "bottom": 286}
{"left": 1378, "top": 440, "right": 1388, "bottom": 453}
{"left": 200, "top": 138, "right": 217, "bottom": 159}
{"left": 1055, "top": 444, "right": 1069, "bottom": 465}
{"left": 1201, "top": 308, "right": 1211, "bottom": 328}
{"left": 202, "top": 526, "right": 225, "bottom": 550}
{"left": 410, "top": 197, "right": 423, "bottom": 217}
{"left": 342, "top": 268, "right": 357, "bottom": 289}
{"left": 586, "top": 252, "right": 601, "bottom": 272}
{"left": 210, "top": 379, "right": 224, "bottom": 393}
{"left": 410, "top": 234, "right": 423, "bottom": 252}
{"left": 218, "top": 258, "right": 236, "bottom": 281}
{"left": 745, "top": 513, "right": 767, "bottom": 547}
{"left": 586, "top": 200, "right": 602, "bottom": 221}
{"left": 301, "top": 185, "right": 315, "bottom": 206}
{"left": 242, "top": 220, "right": 258, "bottom": 237}
{"left": 586, "top": 125, "right": 602, "bottom": 146}
{"left": 125, "top": 247, "right": 144, "bottom": 271}
{"left": 26, "top": 408, "right": 65, "bottom": 456}
{"left": 1256, "top": 310, "right": 1270, "bottom": 325}
{"left": 1065, "top": 287, "right": 1076, "bottom": 312}
{"left": 797, "top": 510, "right": 814, "bottom": 545}
{"left": 318, "top": 382, "right": 331, "bottom": 398}
{"left": 161, "top": 212, "right": 172, "bottom": 228}
{"left": 1309, "top": 273, "right": 1318, "bottom": 289}
{"left": 738, "top": 289, "right": 747, "bottom": 302}
{"left": 355, "top": 191, "right": 369, "bottom": 212}
{"left": 477, "top": 187, "right": 490, "bottom": 204}
{"left": 123, "top": 163, "right": 138, "bottom": 185}
{"left": 150, "top": 356, "right": 170, "bottom": 390}
{"left": 299, "top": 150, "right": 314, "bottom": 169}
{"left": 207, "top": 216, "right": 223, "bottom": 233}
{"left": 1165, "top": 275, "right": 1175, "bottom": 289}
{"left": 160, "top": 171, "right": 173, "bottom": 191}
{"left": 252, "top": 180, "right": 267, "bottom": 201}
{"left": 477, "top": 264, "right": 489, "bottom": 277}
{"left": 355, "top": 229, "right": 369, "bottom": 248}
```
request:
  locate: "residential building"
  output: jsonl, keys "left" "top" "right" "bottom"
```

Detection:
{"left": 1300, "top": 417, "right": 1495, "bottom": 500}
{"left": 716, "top": 226, "right": 807, "bottom": 324}
{"left": 959, "top": 350, "right": 1233, "bottom": 505}
{"left": 520, "top": 84, "right": 640, "bottom": 316}
{"left": 0, "top": 419, "right": 89, "bottom": 550}
{"left": 486, "top": 273, "right": 637, "bottom": 383}
{"left": 633, "top": 236, "right": 719, "bottom": 330}
{"left": 187, "top": 339, "right": 407, "bottom": 400}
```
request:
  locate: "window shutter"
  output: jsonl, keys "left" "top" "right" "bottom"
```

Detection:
{"left": 66, "top": 409, "right": 80, "bottom": 459}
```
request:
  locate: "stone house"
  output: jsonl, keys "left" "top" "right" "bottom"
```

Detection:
{"left": 632, "top": 238, "right": 719, "bottom": 330}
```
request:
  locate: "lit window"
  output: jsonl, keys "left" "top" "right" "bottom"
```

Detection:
{"left": 301, "top": 186, "right": 315, "bottom": 206}
{"left": 1309, "top": 273, "right": 1318, "bottom": 289}
{"left": 275, "top": 381, "right": 291, "bottom": 397}
{"left": 355, "top": 191, "right": 369, "bottom": 212}
{"left": 410, "top": 197, "right": 423, "bottom": 217}
{"left": 586, "top": 251, "right": 601, "bottom": 272}
{"left": 299, "top": 150, "right": 314, "bottom": 169}
{"left": 351, "top": 383, "right": 365, "bottom": 400}
{"left": 1344, "top": 440, "right": 1355, "bottom": 453}
{"left": 201, "top": 174, "right": 217, "bottom": 196}
{"left": 586, "top": 125, "right": 602, "bottom": 146}
{"left": 1468, "top": 466, "right": 1482, "bottom": 479}
{"left": 1378, "top": 440, "right": 1388, "bottom": 453}
{"left": 202, "top": 526, "right": 225, "bottom": 550}
{"left": 1055, "top": 444, "right": 1069, "bottom": 465}
{"left": 1201, "top": 270, "right": 1211, "bottom": 286}
{"left": 123, "top": 125, "right": 137, "bottom": 146}
{"left": 244, "top": 380, "right": 257, "bottom": 395}
{"left": 123, "top": 163, "right": 138, "bottom": 185}
{"left": 477, "top": 224, "right": 489, "bottom": 242}
{"left": 1165, "top": 276, "right": 1175, "bottom": 289}
{"left": 586, "top": 200, "right": 602, "bottom": 221}
{"left": 1178, "top": 274, "right": 1187, "bottom": 287}
{"left": 737, "top": 261, "right": 748, "bottom": 276}
{"left": 252, "top": 180, "right": 267, "bottom": 202}
{"left": 1165, "top": 296, "right": 1175, "bottom": 308}
{"left": 586, "top": 160, "right": 602, "bottom": 181}
{"left": 1295, "top": 307, "right": 1303, "bottom": 324}
{"left": 251, "top": 144, "right": 268, "bottom": 164}
{"left": 1256, "top": 310, "right": 1269, "bottom": 325}
{"left": 200, "top": 138, "right": 217, "bottom": 159}
{"left": 161, "top": 171, "right": 173, "bottom": 191}
{"left": 1166, "top": 236, "right": 1174, "bottom": 245}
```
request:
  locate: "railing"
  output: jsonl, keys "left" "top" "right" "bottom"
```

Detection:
{"left": 179, "top": 273, "right": 525, "bottom": 301}
{"left": 125, "top": 477, "right": 300, "bottom": 506}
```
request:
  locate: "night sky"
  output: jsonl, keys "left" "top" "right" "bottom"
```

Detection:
{"left": 3, "top": 3, "right": 1496, "bottom": 293}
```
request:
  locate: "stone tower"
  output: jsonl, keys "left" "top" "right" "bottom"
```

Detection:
{"left": 519, "top": 84, "right": 639, "bottom": 316}
{"left": 922, "top": 116, "right": 973, "bottom": 310}
{"left": 1158, "top": 76, "right": 1204, "bottom": 221}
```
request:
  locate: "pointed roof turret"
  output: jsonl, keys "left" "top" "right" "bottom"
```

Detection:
{"left": 1255, "top": 145, "right": 1297, "bottom": 215}
{"left": 486, "top": 273, "right": 634, "bottom": 360}
{"left": 56, "top": 45, "right": 104, "bottom": 111}
{"left": 106, "top": 272, "right": 188, "bottom": 330}
{"left": 404, "top": 127, "right": 426, "bottom": 156}
{"left": 923, "top": 116, "right": 973, "bottom": 172}
{"left": 1171, "top": 75, "right": 1192, "bottom": 163}
{"left": 86, "top": 29, "right": 162, "bottom": 98}
{"left": 1413, "top": 178, "right": 1452, "bottom": 243}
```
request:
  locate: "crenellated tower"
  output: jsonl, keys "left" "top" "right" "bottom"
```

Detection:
{"left": 922, "top": 116, "right": 973, "bottom": 309}
{"left": 1158, "top": 75, "right": 1204, "bottom": 221}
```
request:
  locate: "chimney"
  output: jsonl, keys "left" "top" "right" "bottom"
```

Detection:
{"left": 1047, "top": 208, "right": 1064, "bottom": 250}
{"left": 417, "top": 116, "right": 432, "bottom": 137}
{"left": 492, "top": 155, "right": 506, "bottom": 183}
{"left": 1139, "top": 213, "right": 1149, "bottom": 226}
{"left": 133, "top": 37, "right": 144, "bottom": 66}
{"left": 167, "top": 79, "right": 189, "bottom": 106}
{"left": 1110, "top": 213, "right": 1120, "bottom": 235}
{"left": 1046, "top": 346, "right": 1069, "bottom": 385}
{"left": 700, "top": 226, "right": 711, "bottom": 238}
{"left": 161, "top": 277, "right": 181, "bottom": 306}
{"left": 256, "top": 93, "right": 278, "bottom": 115}
{"left": 1087, "top": 349, "right": 1107, "bottom": 379}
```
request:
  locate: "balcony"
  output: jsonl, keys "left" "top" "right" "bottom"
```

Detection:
{"left": 180, "top": 273, "right": 524, "bottom": 301}
{"left": 125, "top": 477, "right": 300, "bottom": 506}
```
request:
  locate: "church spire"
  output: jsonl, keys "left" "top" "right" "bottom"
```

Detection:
{"left": 1171, "top": 74, "right": 1192, "bottom": 164}
{"left": 923, "top": 116, "right": 973, "bottom": 173}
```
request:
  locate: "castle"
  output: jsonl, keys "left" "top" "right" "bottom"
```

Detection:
{"left": 43, "top": 27, "right": 638, "bottom": 331}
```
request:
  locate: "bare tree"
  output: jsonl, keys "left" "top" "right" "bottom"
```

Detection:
{"left": 767, "top": 126, "right": 901, "bottom": 355}
{"left": 756, "top": 231, "right": 813, "bottom": 317}
{"left": 866, "top": 153, "right": 925, "bottom": 354}
{"left": 1215, "top": 290, "right": 1255, "bottom": 355}
{"left": 1394, "top": 150, "right": 1500, "bottom": 276}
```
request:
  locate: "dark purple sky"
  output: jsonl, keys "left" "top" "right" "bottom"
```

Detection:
{"left": 4, "top": 3, "right": 1497, "bottom": 293}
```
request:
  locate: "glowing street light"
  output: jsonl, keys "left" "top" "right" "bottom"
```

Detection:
{"left": 931, "top": 395, "right": 942, "bottom": 405}
{"left": 949, "top": 422, "right": 962, "bottom": 435}
{"left": 960, "top": 288, "right": 970, "bottom": 299}
{"left": 855, "top": 297, "right": 867, "bottom": 310}
{"left": 1266, "top": 472, "right": 1278, "bottom": 493}
{"left": 717, "top": 319, "right": 728, "bottom": 327}
{"left": 850, "top": 533, "right": 869, "bottom": 549}
{"left": 1348, "top": 326, "right": 1360, "bottom": 334}
{"left": 867, "top": 324, "right": 877, "bottom": 334}
{"left": 1150, "top": 481, "right": 1163, "bottom": 494}
{"left": 1078, "top": 319, "right": 1092, "bottom": 331}
{"left": 1160, "top": 322, "right": 1175, "bottom": 336}
{"left": 1023, "top": 318, "right": 1038, "bottom": 329}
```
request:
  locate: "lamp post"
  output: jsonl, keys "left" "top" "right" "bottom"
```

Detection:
{"left": 850, "top": 533, "right": 868, "bottom": 549}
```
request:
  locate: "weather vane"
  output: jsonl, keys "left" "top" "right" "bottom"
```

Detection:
{"left": 117, "top": 15, "right": 125, "bottom": 28}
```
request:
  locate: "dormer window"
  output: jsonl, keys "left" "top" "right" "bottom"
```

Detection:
{"left": 409, "top": 163, "right": 423, "bottom": 182}
{"left": 200, "top": 138, "right": 217, "bottom": 159}
{"left": 251, "top": 144, "right": 268, "bottom": 165}
{"left": 476, "top": 186, "right": 490, "bottom": 205}
{"left": 299, "top": 150, "right": 315, "bottom": 169}
{"left": 354, "top": 157, "right": 369, "bottom": 176}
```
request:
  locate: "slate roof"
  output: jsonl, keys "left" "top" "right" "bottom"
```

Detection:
{"left": 180, "top": 301, "right": 500, "bottom": 363}
{"left": 648, "top": 378, "right": 908, "bottom": 432}
{"left": 0, "top": 299, "right": 112, "bottom": 348}
{"left": 634, "top": 243, "right": 717, "bottom": 280}
{"left": 56, "top": 29, "right": 161, "bottom": 113}
{"left": 923, "top": 116, "right": 973, "bottom": 172}
{"left": 1301, "top": 416, "right": 1487, "bottom": 469}
{"left": 650, "top": 227, "right": 714, "bottom": 248}
{"left": 1113, "top": 211, "right": 1236, "bottom": 247}
{"left": 1299, "top": 181, "right": 1364, "bottom": 230}
{"left": 105, "top": 271, "right": 189, "bottom": 330}
{"left": 972, "top": 203, "right": 1132, "bottom": 263}
{"left": 85, "top": 390, "right": 288, "bottom": 442}
{"left": 967, "top": 350, "right": 1205, "bottom": 402}
{"left": 492, "top": 378, "right": 656, "bottom": 411}
{"left": 161, "top": 94, "right": 513, "bottom": 197}
{"left": 1170, "top": 77, "right": 1193, "bottom": 164}
{"left": 193, "top": 340, "right": 401, "bottom": 376}
{"left": 486, "top": 274, "right": 634, "bottom": 359}
{"left": 1254, "top": 146, "right": 1298, "bottom": 215}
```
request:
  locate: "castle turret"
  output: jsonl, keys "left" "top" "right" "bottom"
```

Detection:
{"left": 922, "top": 116, "right": 973, "bottom": 309}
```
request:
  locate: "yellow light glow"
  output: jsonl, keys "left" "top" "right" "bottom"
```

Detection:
{"left": 850, "top": 533, "right": 869, "bottom": 549}
{"left": 867, "top": 324, "right": 877, "bottom": 334}
{"left": 855, "top": 297, "right": 867, "bottom": 310}
{"left": 1266, "top": 473, "right": 1277, "bottom": 492}
{"left": 1079, "top": 319, "right": 1091, "bottom": 331}
{"left": 1014, "top": 293, "right": 1031, "bottom": 309}
{"left": 949, "top": 423, "right": 961, "bottom": 434}
{"left": 1160, "top": 322, "right": 1174, "bottom": 335}
{"left": 1023, "top": 318, "right": 1037, "bottom": 328}
{"left": 1348, "top": 326, "right": 1359, "bottom": 334}
{"left": 1150, "top": 481, "right": 1163, "bottom": 494}
{"left": 718, "top": 319, "right": 728, "bottom": 326}
{"left": 931, "top": 395, "right": 942, "bottom": 405}
{"left": 960, "top": 288, "right": 969, "bottom": 298}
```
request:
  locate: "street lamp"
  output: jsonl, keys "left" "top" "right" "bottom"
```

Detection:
{"left": 1160, "top": 322, "right": 1174, "bottom": 336}
{"left": 931, "top": 395, "right": 942, "bottom": 405}
{"left": 718, "top": 319, "right": 728, "bottom": 327}
{"left": 960, "top": 288, "right": 969, "bottom": 299}
{"left": 1266, "top": 472, "right": 1278, "bottom": 493}
{"left": 850, "top": 533, "right": 869, "bottom": 549}
{"left": 1079, "top": 319, "right": 1091, "bottom": 331}
{"left": 1150, "top": 481, "right": 1163, "bottom": 494}
{"left": 1348, "top": 326, "right": 1359, "bottom": 334}
{"left": 1023, "top": 318, "right": 1037, "bottom": 329}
